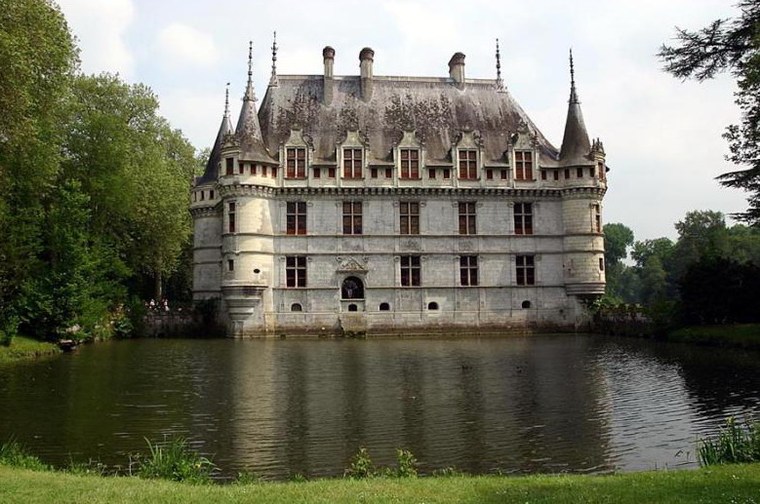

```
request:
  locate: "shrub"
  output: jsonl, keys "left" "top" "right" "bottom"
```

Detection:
{"left": 344, "top": 447, "right": 375, "bottom": 479}
{"left": 698, "top": 417, "right": 760, "bottom": 466}
{"left": 136, "top": 437, "right": 216, "bottom": 484}
{"left": 395, "top": 449, "right": 418, "bottom": 478}
{"left": 0, "top": 440, "right": 48, "bottom": 471}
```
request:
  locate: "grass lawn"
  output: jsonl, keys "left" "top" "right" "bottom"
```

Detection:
{"left": 0, "top": 336, "right": 60, "bottom": 365}
{"left": 668, "top": 324, "right": 760, "bottom": 350}
{"left": 1, "top": 464, "right": 760, "bottom": 504}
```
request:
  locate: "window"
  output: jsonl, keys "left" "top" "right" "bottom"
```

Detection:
{"left": 428, "top": 302, "right": 439, "bottom": 310}
{"left": 238, "top": 161, "right": 245, "bottom": 175}
{"left": 314, "top": 167, "right": 321, "bottom": 178}
{"left": 564, "top": 168, "right": 570, "bottom": 179}
{"left": 458, "top": 202, "right": 476, "bottom": 235}
{"left": 589, "top": 165, "right": 595, "bottom": 178}
{"left": 515, "top": 151, "right": 533, "bottom": 180}
{"left": 251, "top": 164, "right": 258, "bottom": 175}
{"left": 576, "top": 167, "right": 583, "bottom": 178}
{"left": 400, "top": 201, "right": 420, "bottom": 235}
{"left": 199, "top": 191, "right": 204, "bottom": 201}
{"left": 228, "top": 201, "right": 236, "bottom": 233}
{"left": 286, "top": 147, "right": 306, "bottom": 178}
{"left": 342, "top": 276, "right": 364, "bottom": 299}
{"left": 209, "top": 190, "right": 214, "bottom": 199}
{"left": 286, "top": 201, "right": 307, "bottom": 235}
{"left": 379, "top": 302, "right": 390, "bottom": 311}
{"left": 328, "top": 167, "right": 336, "bottom": 178}
{"left": 599, "top": 257, "right": 605, "bottom": 271}
{"left": 291, "top": 303, "right": 303, "bottom": 312}
{"left": 486, "top": 169, "right": 494, "bottom": 180}
{"left": 516, "top": 255, "right": 535, "bottom": 285}
{"left": 286, "top": 256, "right": 306, "bottom": 287}
{"left": 443, "top": 168, "right": 451, "bottom": 179}
{"left": 514, "top": 203, "right": 533, "bottom": 235}
{"left": 541, "top": 170, "right": 547, "bottom": 180}
{"left": 227, "top": 259, "right": 234, "bottom": 272}
{"left": 385, "top": 168, "right": 392, "bottom": 178}
{"left": 400, "top": 149, "right": 420, "bottom": 179}
{"left": 598, "top": 161, "right": 605, "bottom": 180}
{"left": 458, "top": 149, "right": 477, "bottom": 179}
{"left": 553, "top": 170, "right": 559, "bottom": 181}
{"left": 343, "top": 148, "right": 363, "bottom": 178}
{"left": 593, "top": 204, "right": 602, "bottom": 232}
{"left": 400, "top": 256, "right": 421, "bottom": 286}
{"left": 225, "top": 157, "right": 234, "bottom": 176}
{"left": 343, "top": 201, "right": 362, "bottom": 235}
{"left": 522, "top": 300, "right": 531, "bottom": 309}
{"left": 371, "top": 168, "right": 378, "bottom": 178}
{"left": 500, "top": 169, "right": 508, "bottom": 179}
{"left": 428, "top": 168, "right": 436, "bottom": 179}
{"left": 460, "top": 256, "right": 478, "bottom": 286}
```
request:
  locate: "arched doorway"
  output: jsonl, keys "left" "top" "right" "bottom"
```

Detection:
{"left": 341, "top": 276, "right": 364, "bottom": 300}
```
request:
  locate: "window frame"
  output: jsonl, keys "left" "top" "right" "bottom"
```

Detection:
{"left": 400, "top": 255, "right": 421, "bottom": 286}
{"left": 285, "top": 147, "right": 307, "bottom": 179}
{"left": 342, "top": 201, "right": 363, "bottom": 235}
{"left": 343, "top": 148, "right": 363, "bottom": 179}
{"left": 516, "top": 255, "right": 535, "bottom": 286}
{"left": 458, "top": 201, "right": 477, "bottom": 235}
{"left": 399, "top": 201, "right": 420, "bottom": 235}
{"left": 458, "top": 149, "right": 478, "bottom": 180}
{"left": 227, "top": 201, "right": 236, "bottom": 234}
{"left": 514, "top": 202, "right": 534, "bottom": 235}
{"left": 285, "top": 256, "right": 307, "bottom": 288}
{"left": 399, "top": 148, "right": 420, "bottom": 179}
{"left": 286, "top": 201, "right": 307, "bottom": 235}
{"left": 460, "top": 255, "right": 479, "bottom": 286}
{"left": 514, "top": 150, "right": 533, "bottom": 181}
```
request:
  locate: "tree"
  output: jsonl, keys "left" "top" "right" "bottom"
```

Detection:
{"left": 603, "top": 223, "right": 635, "bottom": 302}
{"left": 659, "top": 2, "right": 760, "bottom": 225}
{"left": 0, "top": 0, "right": 79, "bottom": 338}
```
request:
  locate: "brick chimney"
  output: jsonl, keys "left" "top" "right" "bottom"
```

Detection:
{"left": 323, "top": 46, "right": 335, "bottom": 105}
{"left": 448, "top": 52, "right": 465, "bottom": 90}
{"left": 359, "top": 47, "right": 374, "bottom": 102}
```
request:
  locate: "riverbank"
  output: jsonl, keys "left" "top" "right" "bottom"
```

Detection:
{"left": 2, "top": 463, "right": 759, "bottom": 503}
{"left": 667, "top": 324, "right": 760, "bottom": 350}
{"left": 0, "top": 336, "right": 60, "bottom": 365}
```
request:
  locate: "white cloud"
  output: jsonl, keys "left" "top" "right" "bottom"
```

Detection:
{"left": 158, "top": 23, "right": 218, "bottom": 67}
{"left": 57, "top": 0, "right": 135, "bottom": 77}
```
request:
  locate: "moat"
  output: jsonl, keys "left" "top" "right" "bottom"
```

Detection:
{"left": 1, "top": 334, "right": 758, "bottom": 479}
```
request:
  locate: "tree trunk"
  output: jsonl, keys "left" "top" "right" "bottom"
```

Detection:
{"left": 154, "top": 270, "right": 163, "bottom": 301}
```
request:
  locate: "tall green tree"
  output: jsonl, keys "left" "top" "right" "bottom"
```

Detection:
{"left": 659, "top": 2, "right": 760, "bottom": 225}
{"left": 0, "top": 0, "right": 78, "bottom": 337}
{"left": 603, "top": 223, "right": 635, "bottom": 301}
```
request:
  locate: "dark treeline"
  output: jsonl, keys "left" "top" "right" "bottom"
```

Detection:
{"left": 0, "top": 0, "right": 197, "bottom": 345}
{"left": 603, "top": 210, "right": 760, "bottom": 327}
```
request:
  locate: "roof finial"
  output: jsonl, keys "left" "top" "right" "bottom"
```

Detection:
{"left": 569, "top": 48, "right": 578, "bottom": 104}
{"left": 270, "top": 31, "right": 278, "bottom": 86}
{"left": 244, "top": 41, "right": 256, "bottom": 102}
{"left": 495, "top": 38, "right": 505, "bottom": 91}
{"left": 224, "top": 82, "right": 230, "bottom": 118}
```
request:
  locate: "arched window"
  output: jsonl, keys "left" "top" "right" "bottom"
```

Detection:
{"left": 521, "top": 300, "right": 531, "bottom": 309}
{"left": 291, "top": 303, "right": 303, "bottom": 312}
{"left": 379, "top": 302, "right": 390, "bottom": 311}
{"left": 428, "top": 302, "right": 439, "bottom": 310}
{"left": 341, "top": 276, "right": 364, "bottom": 300}
{"left": 348, "top": 304, "right": 358, "bottom": 312}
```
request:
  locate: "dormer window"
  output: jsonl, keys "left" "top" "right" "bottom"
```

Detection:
{"left": 286, "top": 147, "right": 306, "bottom": 179}
{"left": 400, "top": 149, "right": 420, "bottom": 179}
{"left": 343, "top": 148, "right": 363, "bottom": 179}
{"left": 225, "top": 157, "right": 234, "bottom": 176}
{"left": 458, "top": 149, "right": 477, "bottom": 180}
{"left": 514, "top": 151, "right": 533, "bottom": 181}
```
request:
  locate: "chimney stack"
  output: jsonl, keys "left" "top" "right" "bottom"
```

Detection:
{"left": 448, "top": 52, "right": 466, "bottom": 90}
{"left": 359, "top": 47, "right": 374, "bottom": 102}
{"left": 323, "top": 46, "right": 335, "bottom": 105}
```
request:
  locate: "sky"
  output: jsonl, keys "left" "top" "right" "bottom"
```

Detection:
{"left": 56, "top": 0, "right": 746, "bottom": 243}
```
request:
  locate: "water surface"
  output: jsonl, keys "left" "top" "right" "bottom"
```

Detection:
{"left": 1, "top": 335, "right": 758, "bottom": 479}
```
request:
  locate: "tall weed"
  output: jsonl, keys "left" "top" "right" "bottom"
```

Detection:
{"left": 136, "top": 437, "right": 216, "bottom": 484}
{"left": 698, "top": 417, "right": 760, "bottom": 466}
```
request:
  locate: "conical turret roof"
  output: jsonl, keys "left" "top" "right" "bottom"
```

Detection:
{"left": 197, "top": 86, "right": 234, "bottom": 184}
{"left": 235, "top": 42, "right": 278, "bottom": 165}
{"left": 559, "top": 50, "right": 592, "bottom": 166}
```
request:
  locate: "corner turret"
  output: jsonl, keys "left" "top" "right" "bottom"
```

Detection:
{"left": 234, "top": 42, "right": 278, "bottom": 166}
{"left": 559, "top": 50, "right": 591, "bottom": 166}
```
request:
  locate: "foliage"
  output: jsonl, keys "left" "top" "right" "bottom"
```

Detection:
{"left": 394, "top": 449, "right": 418, "bottom": 478}
{"left": 668, "top": 323, "right": 760, "bottom": 350}
{"left": 344, "top": 447, "right": 376, "bottom": 479}
{"left": 698, "top": 417, "right": 760, "bottom": 466}
{"left": 603, "top": 223, "right": 635, "bottom": 301}
{"left": 136, "top": 437, "right": 215, "bottom": 484}
{"left": 659, "top": 2, "right": 760, "bottom": 224}
{"left": 0, "top": 440, "right": 48, "bottom": 471}
{"left": 0, "top": 336, "right": 60, "bottom": 364}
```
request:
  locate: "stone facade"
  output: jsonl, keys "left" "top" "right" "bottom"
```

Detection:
{"left": 190, "top": 44, "right": 607, "bottom": 337}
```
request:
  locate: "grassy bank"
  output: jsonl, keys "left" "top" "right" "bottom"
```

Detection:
{"left": 1, "top": 464, "right": 760, "bottom": 504}
{"left": 0, "top": 336, "right": 60, "bottom": 365}
{"left": 667, "top": 323, "right": 760, "bottom": 350}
